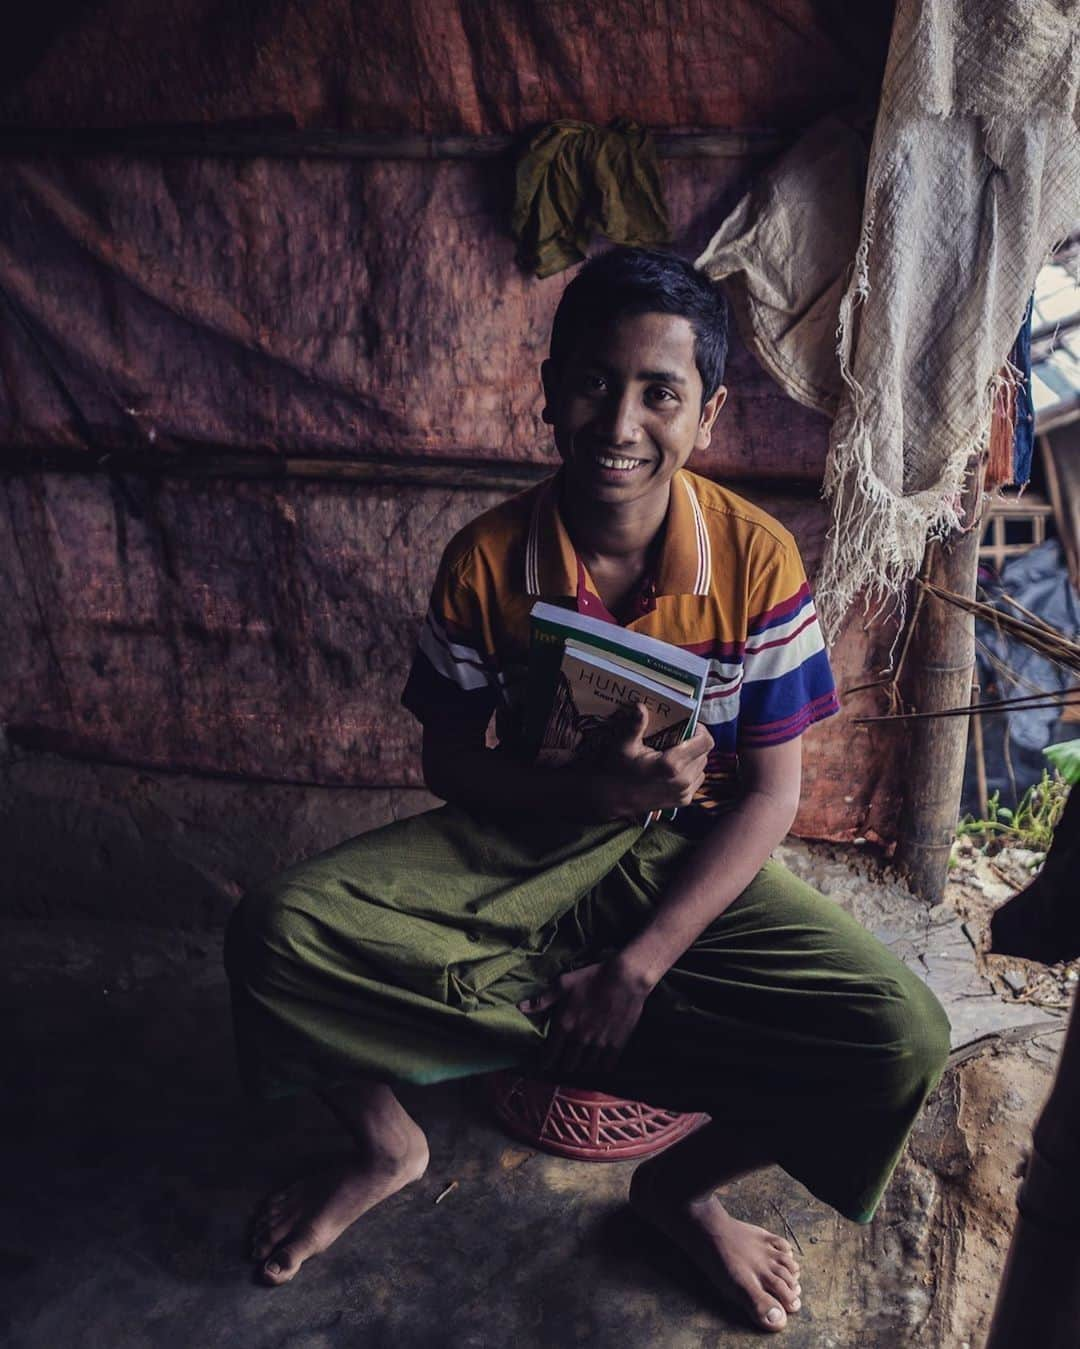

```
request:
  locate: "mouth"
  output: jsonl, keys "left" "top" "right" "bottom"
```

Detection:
{"left": 589, "top": 451, "right": 650, "bottom": 476}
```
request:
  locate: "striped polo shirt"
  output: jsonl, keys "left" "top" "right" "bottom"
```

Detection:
{"left": 402, "top": 468, "right": 839, "bottom": 811}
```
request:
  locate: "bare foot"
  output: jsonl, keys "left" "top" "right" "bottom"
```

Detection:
{"left": 251, "top": 1129, "right": 429, "bottom": 1286}
{"left": 630, "top": 1169, "right": 802, "bottom": 1332}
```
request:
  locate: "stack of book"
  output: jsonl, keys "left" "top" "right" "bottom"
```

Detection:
{"left": 524, "top": 601, "right": 711, "bottom": 822}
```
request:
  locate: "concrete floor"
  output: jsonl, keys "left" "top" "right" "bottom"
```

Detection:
{"left": 2, "top": 920, "right": 833, "bottom": 1349}
{"left": 1, "top": 846, "right": 1066, "bottom": 1348}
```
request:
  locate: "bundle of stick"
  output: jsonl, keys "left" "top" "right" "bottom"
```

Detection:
{"left": 854, "top": 578, "right": 1080, "bottom": 725}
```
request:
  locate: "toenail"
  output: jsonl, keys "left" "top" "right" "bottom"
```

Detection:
{"left": 766, "top": 1307, "right": 784, "bottom": 1325}
{"left": 791, "top": 1298, "right": 801, "bottom": 1311}
{"left": 265, "top": 1262, "right": 280, "bottom": 1275}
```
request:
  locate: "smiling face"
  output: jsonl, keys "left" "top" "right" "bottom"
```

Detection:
{"left": 541, "top": 311, "right": 726, "bottom": 519}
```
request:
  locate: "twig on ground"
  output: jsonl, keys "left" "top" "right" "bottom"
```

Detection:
{"left": 434, "top": 1180, "right": 459, "bottom": 1205}
{"left": 769, "top": 1201, "right": 805, "bottom": 1256}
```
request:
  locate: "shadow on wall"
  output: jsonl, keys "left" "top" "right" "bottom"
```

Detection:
{"left": 0, "top": 746, "right": 437, "bottom": 926}
{"left": 0, "top": 1, "right": 109, "bottom": 97}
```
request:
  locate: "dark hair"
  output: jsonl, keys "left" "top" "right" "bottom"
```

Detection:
{"left": 548, "top": 247, "right": 729, "bottom": 402}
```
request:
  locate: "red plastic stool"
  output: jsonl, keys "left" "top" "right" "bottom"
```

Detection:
{"left": 490, "top": 1071, "right": 708, "bottom": 1161}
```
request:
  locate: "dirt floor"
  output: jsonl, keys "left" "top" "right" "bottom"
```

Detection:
{"left": 2, "top": 840, "right": 1071, "bottom": 1348}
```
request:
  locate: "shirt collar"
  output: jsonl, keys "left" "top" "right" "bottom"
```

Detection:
{"left": 523, "top": 469, "right": 711, "bottom": 599}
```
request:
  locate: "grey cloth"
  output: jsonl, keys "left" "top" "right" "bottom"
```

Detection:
{"left": 698, "top": 0, "right": 1080, "bottom": 640}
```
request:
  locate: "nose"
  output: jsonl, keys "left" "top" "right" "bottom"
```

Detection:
{"left": 595, "top": 392, "right": 641, "bottom": 448}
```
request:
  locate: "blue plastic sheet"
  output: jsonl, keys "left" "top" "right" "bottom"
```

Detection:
{"left": 964, "top": 540, "right": 1079, "bottom": 812}
{"left": 1011, "top": 295, "right": 1035, "bottom": 487}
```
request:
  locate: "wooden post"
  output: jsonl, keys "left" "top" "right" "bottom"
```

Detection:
{"left": 894, "top": 460, "right": 984, "bottom": 901}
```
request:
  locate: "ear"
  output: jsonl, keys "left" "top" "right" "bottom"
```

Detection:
{"left": 540, "top": 358, "right": 559, "bottom": 425}
{"left": 695, "top": 385, "right": 727, "bottom": 451}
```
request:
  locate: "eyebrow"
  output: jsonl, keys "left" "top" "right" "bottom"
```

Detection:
{"left": 585, "top": 362, "right": 687, "bottom": 385}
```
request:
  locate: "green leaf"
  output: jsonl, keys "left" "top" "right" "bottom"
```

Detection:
{"left": 1044, "top": 738, "right": 1080, "bottom": 786}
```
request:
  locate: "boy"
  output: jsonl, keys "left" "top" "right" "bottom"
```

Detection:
{"left": 227, "top": 248, "right": 950, "bottom": 1333}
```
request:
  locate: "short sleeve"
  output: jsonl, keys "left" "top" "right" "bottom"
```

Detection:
{"left": 737, "top": 541, "right": 840, "bottom": 748}
{"left": 400, "top": 545, "right": 500, "bottom": 739}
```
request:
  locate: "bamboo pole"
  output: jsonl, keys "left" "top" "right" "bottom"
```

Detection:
{"left": 0, "top": 447, "right": 552, "bottom": 493}
{"left": 0, "top": 445, "right": 829, "bottom": 490}
{"left": 894, "top": 459, "right": 984, "bottom": 901}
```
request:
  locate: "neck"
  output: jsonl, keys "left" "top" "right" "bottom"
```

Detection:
{"left": 559, "top": 479, "right": 672, "bottom": 565}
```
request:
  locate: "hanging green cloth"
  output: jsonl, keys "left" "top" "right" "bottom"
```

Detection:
{"left": 512, "top": 119, "right": 672, "bottom": 278}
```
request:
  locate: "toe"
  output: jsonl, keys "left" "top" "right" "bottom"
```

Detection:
{"left": 262, "top": 1224, "right": 323, "bottom": 1286}
{"left": 733, "top": 1269, "right": 788, "bottom": 1332}
{"left": 756, "top": 1298, "right": 787, "bottom": 1332}
{"left": 254, "top": 1211, "right": 299, "bottom": 1263}
{"left": 771, "top": 1261, "right": 798, "bottom": 1293}
{"left": 773, "top": 1246, "right": 800, "bottom": 1277}
{"left": 763, "top": 1269, "right": 799, "bottom": 1310}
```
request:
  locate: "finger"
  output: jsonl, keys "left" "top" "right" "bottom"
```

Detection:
{"left": 576, "top": 1040, "right": 609, "bottom": 1076}
{"left": 689, "top": 723, "right": 714, "bottom": 751}
{"left": 690, "top": 736, "right": 712, "bottom": 763}
{"left": 543, "top": 1023, "right": 567, "bottom": 1070}
{"left": 559, "top": 1037, "right": 587, "bottom": 1076}
{"left": 679, "top": 761, "right": 709, "bottom": 794}
{"left": 662, "top": 738, "right": 710, "bottom": 774}
{"left": 518, "top": 988, "right": 560, "bottom": 1013}
{"left": 598, "top": 1044, "right": 622, "bottom": 1075}
{"left": 556, "top": 965, "right": 598, "bottom": 989}
{"left": 681, "top": 742, "right": 712, "bottom": 773}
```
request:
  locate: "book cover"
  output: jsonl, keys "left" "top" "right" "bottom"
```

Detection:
{"left": 535, "top": 646, "right": 696, "bottom": 768}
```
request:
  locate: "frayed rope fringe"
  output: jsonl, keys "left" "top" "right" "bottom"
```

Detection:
{"left": 815, "top": 197, "right": 991, "bottom": 652}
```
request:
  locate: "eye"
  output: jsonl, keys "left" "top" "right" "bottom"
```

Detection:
{"left": 580, "top": 373, "right": 607, "bottom": 394}
{"left": 648, "top": 386, "right": 678, "bottom": 405}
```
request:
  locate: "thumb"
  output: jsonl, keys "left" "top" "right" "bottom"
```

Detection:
{"left": 615, "top": 700, "right": 650, "bottom": 748}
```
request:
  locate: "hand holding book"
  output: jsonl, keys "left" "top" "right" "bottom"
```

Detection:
{"left": 586, "top": 702, "right": 713, "bottom": 823}
{"left": 525, "top": 601, "right": 713, "bottom": 825}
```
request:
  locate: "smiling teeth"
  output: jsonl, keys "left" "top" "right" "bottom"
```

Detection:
{"left": 597, "top": 455, "right": 643, "bottom": 470}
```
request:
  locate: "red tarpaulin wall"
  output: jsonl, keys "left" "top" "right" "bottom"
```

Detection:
{"left": 0, "top": 2, "right": 899, "bottom": 920}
